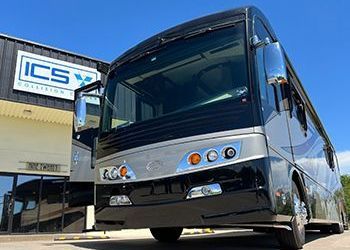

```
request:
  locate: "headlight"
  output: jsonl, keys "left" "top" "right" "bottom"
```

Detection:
{"left": 222, "top": 147, "right": 236, "bottom": 159}
{"left": 109, "top": 167, "right": 119, "bottom": 180}
{"left": 206, "top": 149, "right": 219, "bottom": 162}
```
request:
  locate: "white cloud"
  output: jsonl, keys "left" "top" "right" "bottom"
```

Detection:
{"left": 337, "top": 150, "right": 350, "bottom": 175}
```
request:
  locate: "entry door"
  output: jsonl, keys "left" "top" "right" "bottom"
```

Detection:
{"left": 0, "top": 175, "right": 15, "bottom": 233}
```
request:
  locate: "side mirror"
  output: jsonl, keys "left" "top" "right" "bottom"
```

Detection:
{"left": 74, "top": 93, "right": 87, "bottom": 131}
{"left": 263, "top": 42, "right": 293, "bottom": 113}
{"left": 264, "top": 42, "right": 287, "bottom": 85}
{"left": 74, "top": 80, "right": 104, "bottom": 132}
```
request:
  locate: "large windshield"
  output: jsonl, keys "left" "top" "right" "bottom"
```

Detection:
{"left": 102, "top": 22, "right": 249, "bottom": 134}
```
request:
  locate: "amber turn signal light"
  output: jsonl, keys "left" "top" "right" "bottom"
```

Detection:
{"left": 119, "top": 165, "right": 128, "bottom": 177}
{"left": 188, "top": 153, "right": 201, "bottom": 165}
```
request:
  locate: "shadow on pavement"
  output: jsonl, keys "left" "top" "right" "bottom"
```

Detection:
{"left": 304, "top": 230, "right": 333, "bottom": 244}
{"left": 59, "top": 230, "right": 334, "bottom": 250}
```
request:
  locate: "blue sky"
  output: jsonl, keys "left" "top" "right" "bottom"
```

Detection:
{"left": 1, "top": 0, "right": 350, "bottom": 173}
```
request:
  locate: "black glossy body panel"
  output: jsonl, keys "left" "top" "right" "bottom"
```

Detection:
{"left": 95, "top": 158, "right": 279, "bottom": 230}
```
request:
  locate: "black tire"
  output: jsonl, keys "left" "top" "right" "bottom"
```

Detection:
{"left": 150, "top": 227, "right": 183, "bottom": 243}
{"left": 342, "top": 213, "right": 348, "bottom": 231}
{"left": 331, "top": 223, "right": 344, "bottom": 234}
{"left": 275, "top": 182, "right": 306, "bottom": 250}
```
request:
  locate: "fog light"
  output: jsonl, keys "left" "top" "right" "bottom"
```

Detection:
{"left": 186, "top": 183, "right": 222, "bottom": 199}
{"left": 222, "top": 147, "right": 236, "bottom": 159}
{"left": 206, "top": 149, "right": 219, "bottom": 162}
{"left": 109, "top": 195, "right": 132, "bottom": 206}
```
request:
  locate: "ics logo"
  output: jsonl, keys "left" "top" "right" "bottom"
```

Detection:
{"left": 14, "top": 50, "right": 100, "bottom": 100}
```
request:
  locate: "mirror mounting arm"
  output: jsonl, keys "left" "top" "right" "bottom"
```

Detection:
{"left": 250, "top": 35, "right": 271, "bottom": 49}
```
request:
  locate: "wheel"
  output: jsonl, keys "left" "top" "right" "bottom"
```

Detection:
{"left": 331, "top": 223, "right": 344, "bottom": 234}
{"left": 342, "top": 213, "right": 348, "bottom": 231}
{"left": 275, "top": 182, "right": 307, "bottom": 249}
{"left": 150, "top": 227, "right": 183, "bottom": 242}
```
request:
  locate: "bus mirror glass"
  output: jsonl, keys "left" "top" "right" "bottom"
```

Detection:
{"left": 264, "top": 42, "right": 288, "bottom": 86}
{"left": 74, "top": 93, "right": 87, "bottom": 132}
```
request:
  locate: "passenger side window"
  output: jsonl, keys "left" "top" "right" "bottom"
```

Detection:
{"left": 324, "top": 145, "right": 335, "bottom": 171}
{"left": 289, "top": 78, "right": 308, "bottom": 135}
{"left": 292, "top": 91, "right": 307, "bottom": 130}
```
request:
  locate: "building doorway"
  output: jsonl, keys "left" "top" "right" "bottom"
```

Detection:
{"left": 0, "top": 173, "right": 86, "bottom": 234}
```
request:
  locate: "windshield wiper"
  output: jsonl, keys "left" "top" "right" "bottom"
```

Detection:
{"left": 117, "top": 21, "right": 237, "bottom": 67}
{"left": 182, "top": 21, "right": 237, "bottom": 39}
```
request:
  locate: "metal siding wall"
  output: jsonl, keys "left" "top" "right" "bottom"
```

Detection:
{"left": 0, "top": 35, "right": 108, "bottom": 111}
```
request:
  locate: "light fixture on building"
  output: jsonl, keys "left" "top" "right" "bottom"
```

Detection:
{"left": 23, "top": 109, "right": 32, "bottom": 116}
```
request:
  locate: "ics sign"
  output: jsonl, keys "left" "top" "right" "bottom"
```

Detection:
{"left": 14, "top": 50, "right": 101, "bottom": 100}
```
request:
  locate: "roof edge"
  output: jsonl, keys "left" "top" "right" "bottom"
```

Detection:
{"left": 0, "top": 32, "right": 109, "bottom": 64}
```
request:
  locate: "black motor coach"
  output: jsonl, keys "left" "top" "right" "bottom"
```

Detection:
{"left": 74, "top": 6, "right": 348, "bottom": 249}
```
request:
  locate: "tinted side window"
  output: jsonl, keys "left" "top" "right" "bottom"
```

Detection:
{"left": 288, "top": 75, "right": 308, "bottom": 134}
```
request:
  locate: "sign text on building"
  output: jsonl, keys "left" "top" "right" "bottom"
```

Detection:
{"left": 13, "top": 50, "right": 101, "bottom": 100}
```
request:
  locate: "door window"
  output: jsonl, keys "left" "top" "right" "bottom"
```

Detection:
{"left": 12, "top": 175, "right": 41, "bottom": 233}
{"left": 0, "top": 175, "right": 14, "bottom": 232}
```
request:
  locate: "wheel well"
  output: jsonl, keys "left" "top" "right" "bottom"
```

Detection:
{"left": 292, "top": 171, "right": 307, "bottom": 204}
{"left": 292, "top": 171, "right": 311, "bottom": 221}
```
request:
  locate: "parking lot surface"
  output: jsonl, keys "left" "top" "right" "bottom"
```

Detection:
{"left": 0, "top": 229, "right": 349, "bottom": 250}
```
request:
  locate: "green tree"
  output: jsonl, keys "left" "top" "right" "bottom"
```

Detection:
{"left": 341, "top": 175, "right": 350, "bottom": 220}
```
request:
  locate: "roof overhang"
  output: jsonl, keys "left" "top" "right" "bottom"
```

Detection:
{"left": 0, "top": 99, "right": 73, "bottom": 126}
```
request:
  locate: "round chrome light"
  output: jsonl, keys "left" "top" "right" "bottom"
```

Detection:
{"left": 206, "top": 149, "right": 219, "bottom": 162}
{"left": 223, "top": 147, "right": 236, "bottom": 159}
{"left": 109, "top": 167, "right": 119, "bottom": 180}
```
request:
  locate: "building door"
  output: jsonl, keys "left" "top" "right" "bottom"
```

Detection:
{"left": 0, "top": 175, "right": 15, "bottom": 234}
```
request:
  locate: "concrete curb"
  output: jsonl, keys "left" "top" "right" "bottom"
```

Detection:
{"left": 54, "top": 235, "right": 110, "bottom": 241}
{"left": 182, "top": 228, "right": 215, "bottom": 235}
{"left": 0, "top": 234, "right": 54, "bottom": 242}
